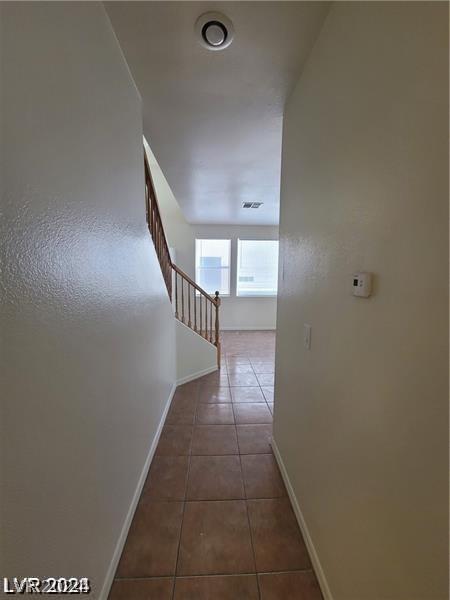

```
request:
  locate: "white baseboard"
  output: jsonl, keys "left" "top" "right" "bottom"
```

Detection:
{"left": 271, "top": 438, "right": 333, "bottom": 600}
{"left": 99, "top": 383, "right": 176, "bottom": 600}
{"left": 177, "top": 365, "right": 217, "bottom": 385}
{"left": 220, "top": 326, "right": 276, "bottom": 331}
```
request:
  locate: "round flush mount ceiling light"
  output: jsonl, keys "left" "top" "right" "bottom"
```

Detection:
{"left": 195, "top": 12, "right": 234, "bottom": 51}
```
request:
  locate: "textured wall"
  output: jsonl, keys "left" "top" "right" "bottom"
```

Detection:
{"left": 0, "top": 3, "right": 175, "bottom": 596}
{"left": 274, "top": 3, "right": 448, "bottom": 599}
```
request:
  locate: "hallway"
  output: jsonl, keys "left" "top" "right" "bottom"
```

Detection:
{"left": 109, "top": 331, "right": 322, "bottom": 599}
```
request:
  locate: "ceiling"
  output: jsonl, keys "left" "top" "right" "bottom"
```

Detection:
{"left": 106, "top": 2, "right": 330, "bottom": 225}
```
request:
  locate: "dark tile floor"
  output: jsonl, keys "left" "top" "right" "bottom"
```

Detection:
{"left": 109, "top": 331, "right": 322, "bottom": 600}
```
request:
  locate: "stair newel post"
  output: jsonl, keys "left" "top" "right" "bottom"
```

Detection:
{"left": 199, "top": 293, "right": 202, "bottom": 336}
{"left": 214, "top": 291, "right": 221, "bottom": 369}
{"left": 209, "top": 297, "right": 213, "bottom": 342}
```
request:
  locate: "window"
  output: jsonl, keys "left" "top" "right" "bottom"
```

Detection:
{"left": 236, "top": 239, "right": 279, "bottom": 297}
{"left": 195, "top": 239, "right": 231, "bottom": 295}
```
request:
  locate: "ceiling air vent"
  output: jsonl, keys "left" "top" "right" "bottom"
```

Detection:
{"left": 242, "top": 202, "right": 264, "bottom": 209}
{"left": 195, "top": 12, "right": 234, "bottom": 51}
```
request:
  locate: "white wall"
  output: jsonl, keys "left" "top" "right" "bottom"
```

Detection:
{"left": 0, "top": 3, "right": 175, "bottom": 597}
{"left": 274, "top": 3, "right": 448, "bottom": 600}
{"left": 193, "top": 225, "right": 279, "bottom": 330}
{"left": 176, "top": 321, "right": 218, "bottom": 384}
{"left": 144, "top": 140, "right": 195, "bottom": 279}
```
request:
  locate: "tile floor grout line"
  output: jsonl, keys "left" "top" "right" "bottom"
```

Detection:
{"left": 251, "top": 360, "right": 277, "bottom": 474}
{"left": 115, "top": 566, "right": 316, "bottom": 582}
{"left": 170, "top": 381, "right": 199, "bottom": 600}
{"left": 231, "top": 369, "right": 263, "bottom": 600}
{"left": 254, "top": 363, "right": 270, "bottom": 415}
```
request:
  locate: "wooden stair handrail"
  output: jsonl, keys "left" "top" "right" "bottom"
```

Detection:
{"left": 172, "top": 264, "right": 220, "bottom": 305}
{"left": 144, "top": 151, "right": 172, "bottom": 266}
{"left": 143, "top": 147, "right": 221, "bottom": 368}
{"left": 144, "top": 150, "right": 173, "bottom": 298}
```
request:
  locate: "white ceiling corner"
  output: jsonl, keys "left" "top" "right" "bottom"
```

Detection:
{"left": 106, "top": 1, "right": 330, "bottom": 225}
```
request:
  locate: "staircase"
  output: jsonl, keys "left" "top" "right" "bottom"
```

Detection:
{"left": 143, "top": 150, "right": 221, "bottom": 368}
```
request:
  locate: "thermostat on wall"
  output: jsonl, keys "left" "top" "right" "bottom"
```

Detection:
{"left": 352, "top": 272, "right": 372, "bottom": 297}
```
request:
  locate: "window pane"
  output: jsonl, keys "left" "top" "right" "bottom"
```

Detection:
{"left": 237, "top": 240, "right": 279, "bottom": 297}
{"left": 195, "top": 239, "right": 231, "bottom": 295}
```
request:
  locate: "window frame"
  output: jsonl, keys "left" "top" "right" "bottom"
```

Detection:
{"left": 235, "top": 238, "right": 279, "bottom": 298}
{"left": 195, "top": 238, "right": 231, "bottom": 297}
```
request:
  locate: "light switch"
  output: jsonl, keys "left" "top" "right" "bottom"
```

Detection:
{"left": 304, "top": 324, "right": 311, "bottom": 350}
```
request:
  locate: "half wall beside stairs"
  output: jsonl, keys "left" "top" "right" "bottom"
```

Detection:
{"left": 176, "top": 320, "right": 218, "bottom": 384}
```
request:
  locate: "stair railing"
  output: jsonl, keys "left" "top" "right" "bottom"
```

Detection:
{"left": 143, "top": 149, "right": 221, "bottom": 368}
{"left": 144, "top": 152, "right": 173, "bottom": 298}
